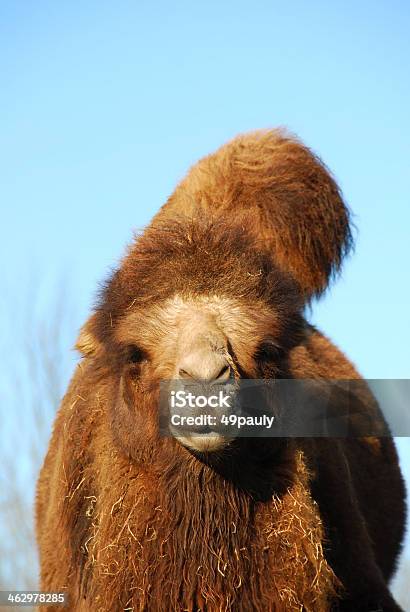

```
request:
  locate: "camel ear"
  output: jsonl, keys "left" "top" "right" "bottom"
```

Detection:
{"left": 75, "top": 314, "right": 102, "bottom": 357}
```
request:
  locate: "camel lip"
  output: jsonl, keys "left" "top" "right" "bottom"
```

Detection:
{"left": 170, "top": 428, "right": 230, "bottom": 453}
{"left": 170, "top": 425, "right": 222, "bottom": 439}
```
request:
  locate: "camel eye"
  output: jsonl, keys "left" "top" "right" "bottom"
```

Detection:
{"left": 127, "top": 345, "right": 148, "bottom": 364}
{"left": 255, "top": 341, "right": 281, "bottom": 363}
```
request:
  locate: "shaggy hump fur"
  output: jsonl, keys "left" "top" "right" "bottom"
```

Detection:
{"left": 153, "top": 129, "right": 353, "bottom": 300}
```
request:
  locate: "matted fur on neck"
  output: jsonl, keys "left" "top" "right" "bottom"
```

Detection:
{"left": 72, "top": 425, "right": 338, "bottom": 611}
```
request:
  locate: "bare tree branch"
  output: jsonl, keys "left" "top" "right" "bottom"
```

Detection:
{"left": 0, "top": 277, "right": 78, "bottom": 597}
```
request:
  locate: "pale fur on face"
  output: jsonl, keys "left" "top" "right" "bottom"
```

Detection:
{"left": 115, "top": 294, "right": 279, "bottom": 377}
{"left": 115, "top": 294, "right": 280, "bottom": 452}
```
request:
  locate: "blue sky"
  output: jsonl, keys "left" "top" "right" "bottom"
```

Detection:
{"left": 1, "top": 0, "right": 409, "bottom": 379}
{"left": 0, "top": 0, "right": 409, "bottom": 590}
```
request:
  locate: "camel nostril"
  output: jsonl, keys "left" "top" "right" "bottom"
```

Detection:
{"left": 215, "top": 364, "right": 231, "bottom": 381}
{"left": 177, "top": 356, "right": 231, "bottom": 382}
{"left": 178, "top": 368, "right": 193, "bottom": 379}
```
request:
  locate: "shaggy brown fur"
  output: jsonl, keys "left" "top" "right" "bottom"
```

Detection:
{"left": 152, "top": 129, "right": 353, "bottom": 301}
{"left": 36, "top": 131, "right": 405, "bottom": 611}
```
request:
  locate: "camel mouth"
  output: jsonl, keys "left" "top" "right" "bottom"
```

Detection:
{"left": 171, "top": 428, "right": 229, "bottom": 453}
